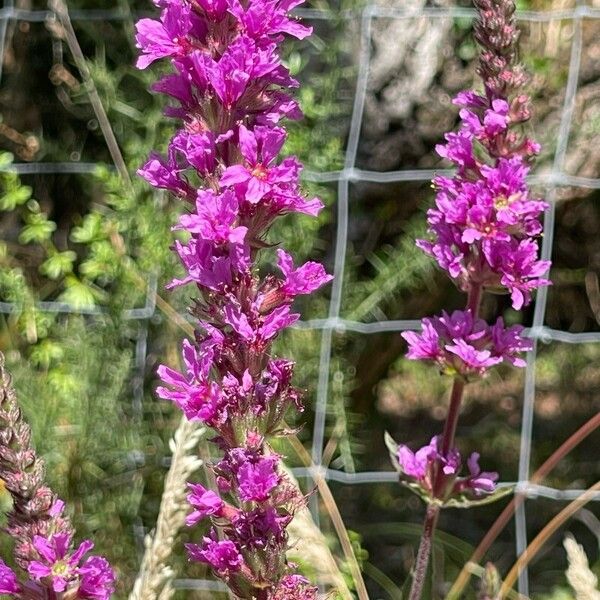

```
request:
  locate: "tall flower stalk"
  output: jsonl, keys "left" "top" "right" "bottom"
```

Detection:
{"left": 135, "top": 1, "right": 331, "bottom": 598}
{"left": 0, "top": 353, "right": 115, "bottom": 599}
{"left": 386, "top": 1, "right": 552, "bottom": 598}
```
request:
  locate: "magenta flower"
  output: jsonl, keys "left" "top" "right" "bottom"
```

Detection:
{"left": 187, "top": 536, "right": 244, "bottom": 574}
{"left": 276, "top": 249, "right": 333, "bottom": 297}
{"left": 0, "top": 560, "right": 19, "bottom": 595}
{"left": 224, "top": 302, "right": 299, "bottom": 347}
{"left": 465, "top": 453, "right": 499, "bottom": 494}
{"left": 397, "top": 438, "right": 438, "bottom": 480}
{"left": 135, "top": 3, "right": 195, "bottom": 69}
{"left": 194, "top": 0, "right": 228, "bottom": 20}
{"left": 231, "top": 507, "right": 289, "bottom": 551}
{"left": 156, "top": 338, "right": 224, "bottom": 424}
{"left": 271, "top": 573, "right": 319, "bottom": 599}
{"left": 395, "top": 437, "right": 497, "bottom": 502}
{"left": 494, "top": 238, "right": 552, "bottom": 310}
{"left": 168, "top": 238, "right": 250, "bottom": 291}
{"left": 177, "top": 189, "right": 248, "bottom": 245}
{"left": 397, "top": 436, "right": 460, "bottom": 489}
{"left": 229, "top": 0, "right": 313, "bottom": 41}
{"left": 27, "top": 533, "right": 93, "bottom": 592}
{"left": 186, "top": 483, "right": 225, "bottom": 526}
{"left": 137, "top": 151, "right": 193, "bottom": 199}
{"left": 402, "top": 310, "right": 532, "bottom": 378}
{"left": 220, "top": 125, "right": 300, "bottom": 203}
{"left": 460, "top": 98, "right": 509, "bottom": 140}
{"left": 171, "top": 130, "right": 218, "bottom": 176}
{"left": 237, "top": 455, "right": 280, "bottom": 502}
{"left": 78, "top": 556, "right": 116, "bottom": 600}
{"left": 204, "top": 37, "right": 288, "bottom": 110}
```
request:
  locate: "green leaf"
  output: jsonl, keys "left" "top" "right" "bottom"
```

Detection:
{"left": 29, "top": 340, "right": 65, "bottom": 369}
{"left": 79, "top": 241, "right": 119, "bottom": 280}
{"left": 384, "top": 431, "right": 401, "bottom": 472}
{"left": 0, "top": 151, "right": 14, "bottom": 169}
{"left": 40, "top": 251, "right": 77, "bottom": 280}
{"left": 70, "top": 213, "right": 104, "bottom": 244}
{"left": 19, "top": 213, "right": 57, "bottom": 244}
{"left": 57, "top": 276, "right": 102, "bottom": 309}
{"left": 0, "top": 184, "right": 33, "bottom": 211}
{"left": 364, "top": 522, "right": 475, "bottom": 566}
{"left": 442, "top": 484, "right": 514, "bottom": 509}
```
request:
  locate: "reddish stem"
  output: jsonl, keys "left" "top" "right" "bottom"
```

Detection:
{"left": 408, "top": 282, "right": 483, "bottom": 600}
{"left": 440, "top": 378, "right": 466, "bottom": 456}
{"left": 408, "top": 504, "right": 440, "bottom": 600}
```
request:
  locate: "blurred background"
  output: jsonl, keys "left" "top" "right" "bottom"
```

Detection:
{"left": 1, "top": 0, "right": 600, "bottom": 598}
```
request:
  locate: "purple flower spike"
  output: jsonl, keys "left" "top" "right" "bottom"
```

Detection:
{"left": 417, "top": 33, "right": 551, "bottom": 303}
{"left": 137, "top": 0, "right": 327, "bottom": 594}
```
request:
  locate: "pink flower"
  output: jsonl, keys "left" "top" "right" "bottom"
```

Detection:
{"left": 276, "top": 249, "right": 333, "bottom": 297}
{"left": 221, "top": 125, "right": 301, "bottom": 204}
{"left": 187, "top": 536, "right": 244, "bottom": 574}
{"left": 135, "top": 3, "right": 197, "bottom": 69}
{"left": 465, "top": 453, "right": 499, "bottom": 494}
{"left": 224, "top": 303, "right": 299, "bottom": 346}
{"left": 137, "top": 151, "right": 193, "bottom": 198}
{"left": 0, "top": 560, "right": 20, "bottom": 595}
{"left": 78, "top": 556, "right": 116, "bottom": 600}
{"left": 237, "top": 455, "right": 280, "bottom": 502}
{"left": 394, "top": 437, "right": 498, "bottom": 501}
{"left": 229, "top": 0, "right": 313, "bottom": 41}
{"left": 156, "top": 339, "right": 224, "bottom": 424}
{"left": 186, "top": 483, "right": 224, "bottom": 526}
{"left": 270, "top": 573, "right": 319, "bottom": 599}
{"left": 28, "top": 533, "right": 93, "bottom": 593}
{"left": 402, "top": 310, "right": 532, "bottom": 378}
{"left": 177, "top": 189, "right": 247, "bottom": 245}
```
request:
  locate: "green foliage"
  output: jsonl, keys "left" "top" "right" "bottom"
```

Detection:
{"left": 0, "top": 157, "right": 32, "bottom": 211}
{"left": 3, "top": 317, "right": 144, "bottom": 595}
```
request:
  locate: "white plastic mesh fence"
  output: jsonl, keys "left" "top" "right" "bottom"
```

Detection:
{"left": 1, "top": 1, "right": 599, "bottom": 596}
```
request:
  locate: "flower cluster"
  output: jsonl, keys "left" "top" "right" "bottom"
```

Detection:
{"left": 417, "top": 0, "right": 551, "bottom": 310}
{"left": 136, "top": 0, "right": 330, "bottom": 597}
{"left": 397, "top": 437, "right": 499, "bottom": 501}
{"left": 405, "top": 0, "right": 550, "bottom": 384}
{"left": 402, "top": 310, "right": 531, "bottom": 379}
{"left": 391, "top": 0, "right": 551, "bottom": 510}
{"left": 419, "top": 129, "right": 551, "bottom": 310}
{"left": 0, "top": 356, "right": 115, "bottom": 600}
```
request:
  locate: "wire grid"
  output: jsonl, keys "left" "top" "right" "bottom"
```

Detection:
{"left": 1, "top": 1, "right": 599, "bottom": 595}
